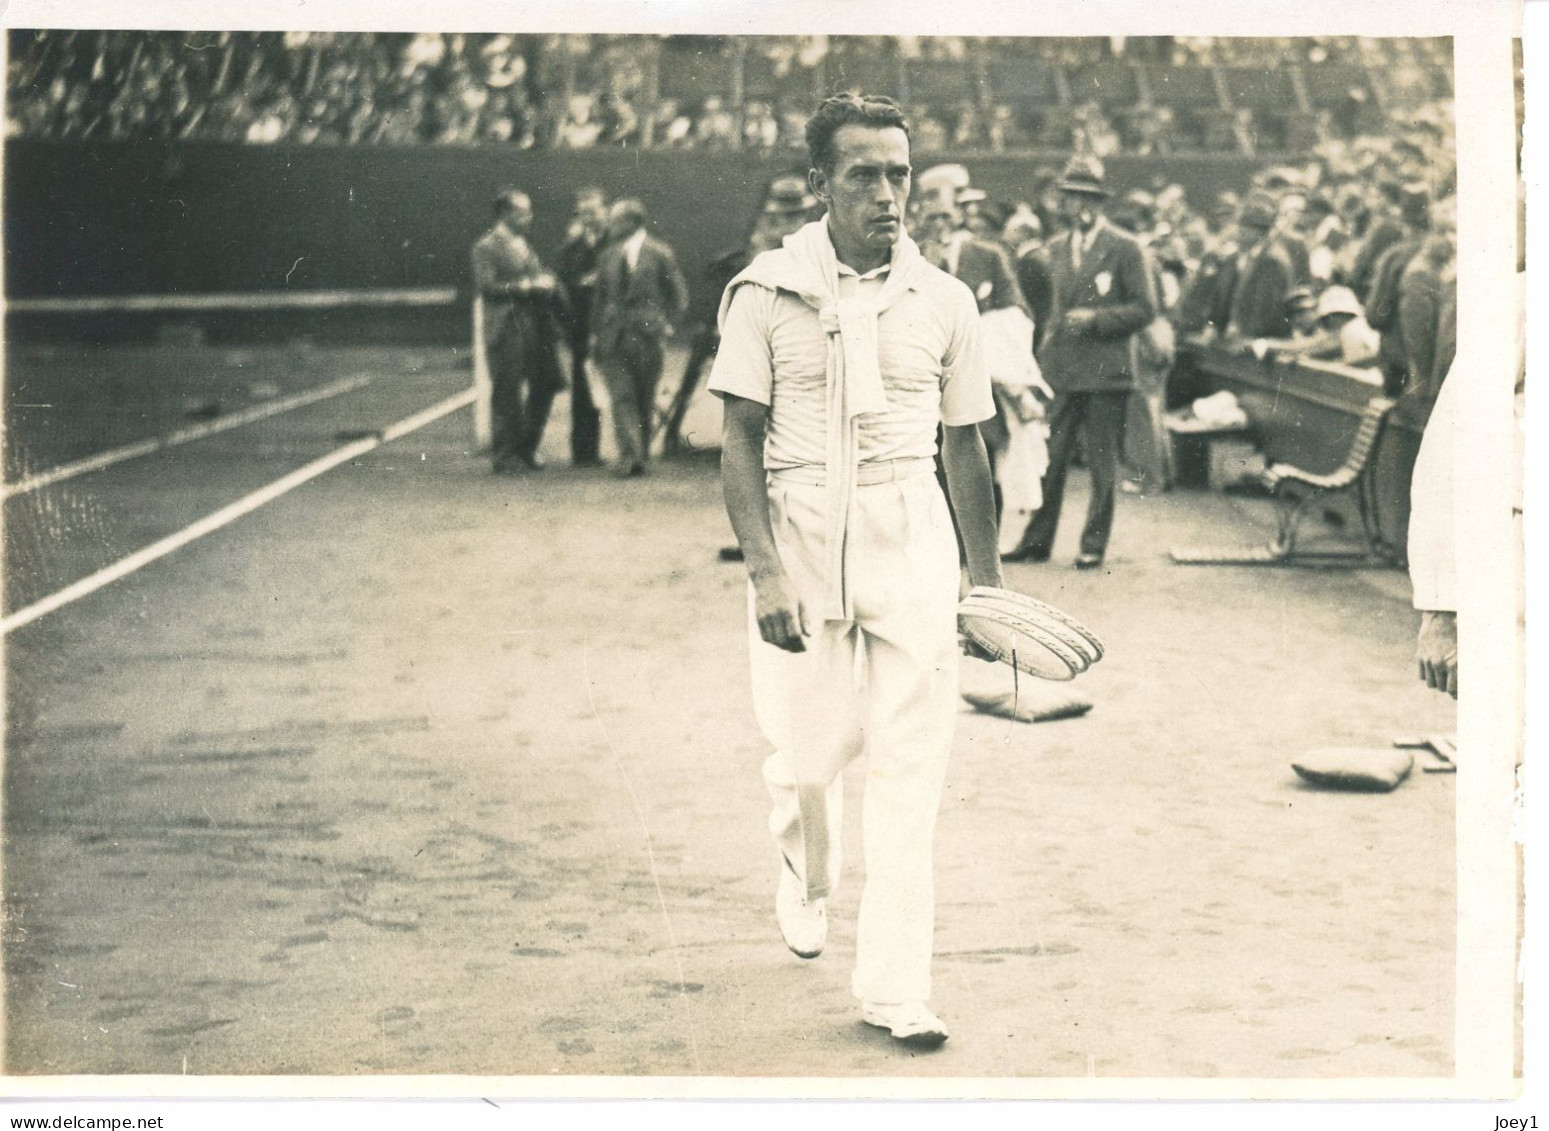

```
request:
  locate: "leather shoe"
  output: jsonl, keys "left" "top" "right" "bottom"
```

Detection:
{"left": 775, "top": 860, "right": 826, "bottom": 959}
{"left": 1074, "top": 552, "right": 1104, "bottom": 570}
{"left": 862, "top": 1001, "right": 949, "bottom": 1046}
{"left": 1001, "top": 547, "right": 1051, "bottom": 563}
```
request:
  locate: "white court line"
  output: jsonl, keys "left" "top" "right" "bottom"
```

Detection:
{"left": 6, "top": 287, "right": 459, "bottom": 315}
{"left": 0, "top": 387, "right": 475, "bottom": 636}
{"left": 3, "top": 372, "right": 378, "bottom": 500}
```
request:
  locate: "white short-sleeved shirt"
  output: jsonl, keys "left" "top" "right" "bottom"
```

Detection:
{"left": 708, "top": 256, "right": 994, "bottom": 470}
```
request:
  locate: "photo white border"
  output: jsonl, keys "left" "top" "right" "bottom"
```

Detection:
{"left": 0, "top": 0, "right": 1532, "bottom": 1113}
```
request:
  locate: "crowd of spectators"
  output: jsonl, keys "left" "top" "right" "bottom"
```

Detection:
{"left": 8, "top": 30, "right": 1451, "bottom": 158}
{"left": 6, "top": 31, "right": 549, "bottom": 145}
{"left": 953, "top": 103, "right": 1457, "bottom": 404}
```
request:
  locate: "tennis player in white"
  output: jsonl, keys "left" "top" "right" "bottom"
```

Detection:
{"left": 710, "top": 93, "right": 1003, "bottom": 1045}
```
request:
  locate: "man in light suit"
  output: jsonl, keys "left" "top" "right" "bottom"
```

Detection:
{"left": 470, "top": 188, "right": 566, "bottom": 474}
{"left": 1005, "top": 156, "right": 1157, "bottom": 569}
{"left": 590, "top": 199, "right": 689, "bottom": 477}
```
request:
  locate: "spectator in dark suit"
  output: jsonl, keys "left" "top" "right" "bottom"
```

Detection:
{"left": 1346, "top": 180, "right": 1412, "bottom": 301}
{"left": 1273, "top": 194, "right": 1314, "bottom": 286}
{"left": 1222, "top": 191, "right": 1296, "bottom": 341}
{"left": 1005, "top": 156, "right": 1158, "bottom": 569}
{"left": 1364, "top": 184, "right": 1433, "bottom": 395}
{"left": 590, "top": 199, "right": 689, "bottom": 477}
{"left": 470, "top": 188, "right": 565, "bottom": 473}
{"left": 1005, "top": 210, "right": 1056, "bottom": 353}
{"left": 919, "top": 196, "right": 1029, "bottom": 317}
{"left": 1174, "top": 191, "right": 1245, "bottom": 341}
{"left": 919, "top": 191, "right": 1034, "bottom": 535}
{"left": 554, "top": 186, "right": 609, "bottom": 467}
{"left": 1396, "top": 197, "right": 1456, "bottom": 401}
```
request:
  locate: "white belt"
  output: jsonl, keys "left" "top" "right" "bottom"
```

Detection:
{"left": 769, "top": 456, "right": 936, "bottom": 489}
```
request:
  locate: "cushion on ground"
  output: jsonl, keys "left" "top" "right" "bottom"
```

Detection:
{"left": 1290, "top": 748, "right": 1415, "bottom": 792}
{"left": 962, "top": 688, "right": 1094, "bottom": 724}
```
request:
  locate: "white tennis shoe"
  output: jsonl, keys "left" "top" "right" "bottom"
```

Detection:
{"left": 861, "top": 1001, "right": 950, "bottom": 1045}
{"left": 775, "top": 862, "right": 826, "bottom": 959}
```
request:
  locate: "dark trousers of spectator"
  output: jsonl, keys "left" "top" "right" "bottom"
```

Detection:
{"left": 1379, "top": 360, "right": 1409, "bottom": 398}
{"left": 1018, "top": 391, "right": 1129, "bottom": 559}
{"left": 489, "top": 337, "right": 559, "bottom": 468}
{"left": 661, "top": 325, "right": 718, "bottom": 454}
{"left": 566, "top": 318, "right": 602, "bottom": 465}
{"left": 597, "top": 326, "right": 665, "bottom": 470}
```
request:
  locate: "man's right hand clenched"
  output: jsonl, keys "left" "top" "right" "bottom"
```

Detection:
{"left": 754, "top": 574, "right": 810, "bottom": 653}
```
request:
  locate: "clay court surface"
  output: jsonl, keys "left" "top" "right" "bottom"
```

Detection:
{"left": 3, "top": 341, "right": 1456, "bottom": 1078}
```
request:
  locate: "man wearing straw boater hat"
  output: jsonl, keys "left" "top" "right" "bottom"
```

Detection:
{"left": 1003, "top": 154, "right": 1157, "bottom": 569}
{"left": 709, "top": 93, "right": 1003, "bottom": 1046}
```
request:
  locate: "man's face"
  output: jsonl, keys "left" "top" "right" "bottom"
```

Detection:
{"left": 575, "top": 195, "right": 607, "bottom": 233}
{"left": 922, "top": 206, "right": 958, "bottom": 245}
{"left": 501, "top": 198, "right": 533, "bottom": 235}
{"left": 1239, "top": 221, "right": 1273, "bottom": 246}
{"left": 1424, "top": 208, "right": 1456, "bottom": 268}
{"left": 606, "top": 203, "right": 640, "bottom": 242}
{"left": 813, "top": 124, "right": 911, "bottom": 258}
{"left": 962, "top": 201, "right": 994, "bottom": 238}
{"left": 763, "top": 209, "right": 809, "bottom": 245}
{"left": 1058, "top": 190, "right": 1101, "bottom": 233}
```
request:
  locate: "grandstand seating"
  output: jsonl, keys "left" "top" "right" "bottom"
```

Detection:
{"left": 656, "top": 38, "right": 732, "bottom": 106}
{"left": 1065, "top": 61, "right": 1141, "bottom": 111}
{"left": 902, "top": 58, "right": 975, "bottom": 108}
{"left": 5, "top": 30, "right": 1453, "bottom": 158}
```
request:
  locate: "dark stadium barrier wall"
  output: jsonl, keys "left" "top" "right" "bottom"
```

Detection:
{"left": 1176, "top": 341, "right": 1430, "bottom": 553}
{"left": 5, "top": 140, "right": 1265, "bottom": 338}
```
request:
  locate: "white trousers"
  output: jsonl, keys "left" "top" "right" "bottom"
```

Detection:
{"left": 749, "top": 467, "right": 962, "bottom": 1004}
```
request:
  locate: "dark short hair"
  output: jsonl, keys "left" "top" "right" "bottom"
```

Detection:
{"left": 611, "top": 198, "right": 648, "bottom": 229}
{"left": 805, "top": 93, "right": 910, "bottom": 173}
{"left": 494, "top": 188, "right": 531, "bottom": 218}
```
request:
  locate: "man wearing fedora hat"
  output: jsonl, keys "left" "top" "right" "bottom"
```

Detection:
{"left": 1004, "top": 155, "right": 1157, "bottom": 570}
{"left": 1221, "top": 190, "right": 1297, "bottom": 342}
{"left": 661, "top": 173, "right": 817, "bottom": 457}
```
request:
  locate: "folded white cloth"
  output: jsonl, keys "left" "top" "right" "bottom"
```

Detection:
{"left": 994, "top": 393, "right": 1048, "bottom": 555}
{"left": 718, "top": 220, "right": 931, "bottom": 620}
{"left": 1190, "top": 390, "right": 1249, "bottom": 429}
{"left": 979, "top": 306, "right": 1051, "bottom": 394}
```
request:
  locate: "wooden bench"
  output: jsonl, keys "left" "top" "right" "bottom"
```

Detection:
{"left": 1171, "top": 396, "right": 1400, "bottom": 566}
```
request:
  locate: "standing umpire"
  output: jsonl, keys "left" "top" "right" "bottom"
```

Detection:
{"left": 1004, "top": 156, "right": 1157, "bottom": 569}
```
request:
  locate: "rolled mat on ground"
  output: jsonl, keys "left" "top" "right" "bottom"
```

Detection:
{"left": 1290, "top": 748, "right": 1415, "bottom": 792}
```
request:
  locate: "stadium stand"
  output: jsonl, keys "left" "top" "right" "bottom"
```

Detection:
{"left": 7, "top": 31, "right": 1452, "bottom": 158}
